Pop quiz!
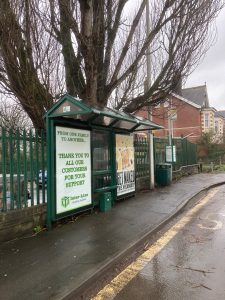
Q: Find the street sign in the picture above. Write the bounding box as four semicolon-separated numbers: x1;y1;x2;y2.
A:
168;109;177;120
166;145;176;162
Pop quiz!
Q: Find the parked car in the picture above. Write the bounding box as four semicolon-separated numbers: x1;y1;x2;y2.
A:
38;170;47;186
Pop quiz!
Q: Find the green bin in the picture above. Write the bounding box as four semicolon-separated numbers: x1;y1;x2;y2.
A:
155;163;172;186
100;192;112;212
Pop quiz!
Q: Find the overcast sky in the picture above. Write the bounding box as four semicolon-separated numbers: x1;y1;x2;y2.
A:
185;6;225;111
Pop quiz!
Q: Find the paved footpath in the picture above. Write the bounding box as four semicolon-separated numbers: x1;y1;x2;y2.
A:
0;173;225;300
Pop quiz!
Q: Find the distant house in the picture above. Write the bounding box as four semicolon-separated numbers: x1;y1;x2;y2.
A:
214;111;225;143
182;85;209;108
218;110;225;140
138;84;225;143
181;85;218;137
217;110;225;118
150;93;202;143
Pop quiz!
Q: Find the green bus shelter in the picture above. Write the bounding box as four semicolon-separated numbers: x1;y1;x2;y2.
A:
45;94;163;226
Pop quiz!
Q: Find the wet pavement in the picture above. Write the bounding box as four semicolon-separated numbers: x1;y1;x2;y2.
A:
112;185;225;300
0;173;225;300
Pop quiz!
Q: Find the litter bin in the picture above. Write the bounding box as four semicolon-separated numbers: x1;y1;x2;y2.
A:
155;163;172;186
100;192;112;212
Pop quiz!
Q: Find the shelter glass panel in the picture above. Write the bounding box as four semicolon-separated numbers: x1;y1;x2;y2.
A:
92;130;110;171
113;120;136;130
93;175;112;190
135;125;151;131
92;115;114;126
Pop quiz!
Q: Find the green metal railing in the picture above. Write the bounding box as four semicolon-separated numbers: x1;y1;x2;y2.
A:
135;135;197;179
0;127;46;212
134;135;149;178
154;137;168;165
173;138;197;169
1;126;198;212
154;137;197;169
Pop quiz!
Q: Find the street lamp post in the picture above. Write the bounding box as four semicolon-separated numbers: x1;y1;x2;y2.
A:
146;0;155;189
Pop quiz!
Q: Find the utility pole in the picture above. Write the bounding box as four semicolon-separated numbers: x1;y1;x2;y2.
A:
146;0;155;189
168;96;173;146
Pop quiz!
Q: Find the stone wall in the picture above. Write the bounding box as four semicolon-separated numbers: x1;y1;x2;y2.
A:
0;204;47;243
172;164;199;181
136;176;150;191
136;168;200;190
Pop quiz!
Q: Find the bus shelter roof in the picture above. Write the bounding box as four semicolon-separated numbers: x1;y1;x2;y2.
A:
45;94;163;132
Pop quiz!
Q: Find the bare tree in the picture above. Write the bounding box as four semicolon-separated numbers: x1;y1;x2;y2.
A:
0;0;62;129
0;96;32;132
0;0;224;129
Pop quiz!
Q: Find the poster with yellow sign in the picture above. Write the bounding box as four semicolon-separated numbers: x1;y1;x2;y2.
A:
116;134;135;196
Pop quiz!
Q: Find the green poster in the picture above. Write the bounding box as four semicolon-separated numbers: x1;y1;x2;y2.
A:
55;126;92;214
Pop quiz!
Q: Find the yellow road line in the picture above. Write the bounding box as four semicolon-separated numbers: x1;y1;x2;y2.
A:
92;188;219;300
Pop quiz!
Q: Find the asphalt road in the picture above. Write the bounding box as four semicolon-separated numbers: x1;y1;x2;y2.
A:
93;184;225;300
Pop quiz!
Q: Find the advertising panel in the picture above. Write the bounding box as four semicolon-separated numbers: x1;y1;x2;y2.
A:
116;134;135;196
55;126;92;215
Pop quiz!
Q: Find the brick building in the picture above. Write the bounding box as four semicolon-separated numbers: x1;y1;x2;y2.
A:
150;93;202;142
138;84;225;143
214;111;225;143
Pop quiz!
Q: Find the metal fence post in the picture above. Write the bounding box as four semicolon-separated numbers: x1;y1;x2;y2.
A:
9;129;14;210
29;130;34;206
16;129;21;209
1;127;7;211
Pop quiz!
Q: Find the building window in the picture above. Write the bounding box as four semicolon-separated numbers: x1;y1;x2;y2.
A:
204;113;209;128
215;120;218;132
